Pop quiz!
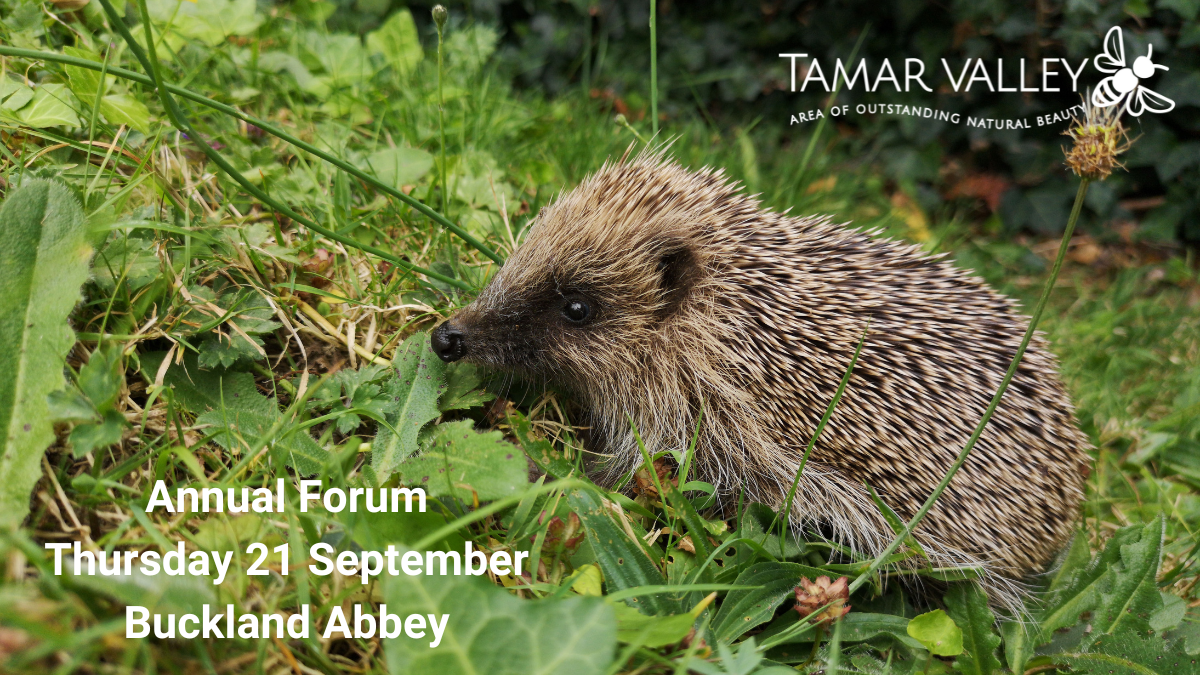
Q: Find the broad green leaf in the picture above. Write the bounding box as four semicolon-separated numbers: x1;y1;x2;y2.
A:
198;332;265;368
945;582;1001;675
0;180;92;528
367;146;435;190
17;84;81;128
907;609;963;656
396;421;529;502
0;78;34;111
62;46;108;108
512;411;575;480
611;603;695;647
1092;517;1165;636
373;333;445;477
147;0;263;47
68;409;127;458
711;561;829;643
100;94;152;135
567;489;680;616
439;362;495;412
1040;520;1159;635
68;564;217;615
1001;620;1037;675
1057;629;1195;675
150;352;325;474
384;568;616;675
367;9;423;75
345;508;465;552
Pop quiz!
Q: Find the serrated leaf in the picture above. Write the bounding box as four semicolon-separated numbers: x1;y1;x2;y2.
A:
367;146;434;190
373;333;445;477
0;180;93;528
1041;520;1161;635
945;582;1001;675
439;362;495;412
568;489;681;616
17;84;81;128
154;352;324;474
198;332;265;368
1093;517;1166;636
396;420;528;502
366;9;423;75
711;562;830;643
908;610;963;656
1057;629;1196;675
384;567;616;675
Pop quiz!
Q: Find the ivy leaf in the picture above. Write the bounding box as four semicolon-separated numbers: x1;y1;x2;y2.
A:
907;609;963;656
373;333;446;477
0;180;93;528
383;568;616;675
17;84;81;128
0;78;34;112
396;420;528;502
62;46;109;108
945;582;1001;675
366;8;423;75
99;94;152;135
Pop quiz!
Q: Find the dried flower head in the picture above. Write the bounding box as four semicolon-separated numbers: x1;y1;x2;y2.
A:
794;575;851;625
1064;95;1132;180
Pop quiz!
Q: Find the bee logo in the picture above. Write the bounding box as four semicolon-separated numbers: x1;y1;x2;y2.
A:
1091;26;1175;117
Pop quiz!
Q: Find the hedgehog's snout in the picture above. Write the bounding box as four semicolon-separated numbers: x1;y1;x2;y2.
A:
432;322;466;362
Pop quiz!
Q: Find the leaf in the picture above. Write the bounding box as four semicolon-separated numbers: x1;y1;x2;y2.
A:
367;146;435;190
439;362;495;412
1040;520;1161;635
945;582;1001;675
711;561;829;643
17;84;81;128
69;564;217;615
373;333;445;477
611;603;694;647
907;610;963;656
396;421;529;502
1056;629;1195;675
198;332;265;368
383;568;616;675
0;78;34;111
1092;517;1166;636
1001;620;1037;675
0;180;92;529
100;94;152;135
567;489;681;616
147;0;263;47
367;8;423;75
68;409;127;458
153;352;325;474
62;46;108;108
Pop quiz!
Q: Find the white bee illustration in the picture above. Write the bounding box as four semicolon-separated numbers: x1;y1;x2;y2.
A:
1091;26;1175;117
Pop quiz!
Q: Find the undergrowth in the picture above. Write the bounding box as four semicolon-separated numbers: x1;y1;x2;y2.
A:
0;1;1199;674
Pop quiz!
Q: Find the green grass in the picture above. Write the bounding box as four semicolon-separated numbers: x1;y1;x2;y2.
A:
1;2;1199;674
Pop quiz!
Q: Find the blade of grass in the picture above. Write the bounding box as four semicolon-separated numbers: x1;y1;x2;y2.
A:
777;324;869;553
847;179;1092;594
0;44;500;274
792;24;869;190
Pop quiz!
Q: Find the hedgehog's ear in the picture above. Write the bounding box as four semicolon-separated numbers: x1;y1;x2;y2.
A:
655;245;697;316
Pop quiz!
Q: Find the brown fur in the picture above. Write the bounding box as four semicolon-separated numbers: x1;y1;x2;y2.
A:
443;151;1091;604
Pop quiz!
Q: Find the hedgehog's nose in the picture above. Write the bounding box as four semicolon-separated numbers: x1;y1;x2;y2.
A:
432;322;466;362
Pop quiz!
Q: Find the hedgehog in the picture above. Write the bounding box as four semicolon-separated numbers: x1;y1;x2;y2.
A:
431;150;1091;605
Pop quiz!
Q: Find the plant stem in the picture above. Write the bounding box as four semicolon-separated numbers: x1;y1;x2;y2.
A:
0;46;504;268
847;178;1091;594
649;0;658;138
436;18;448;217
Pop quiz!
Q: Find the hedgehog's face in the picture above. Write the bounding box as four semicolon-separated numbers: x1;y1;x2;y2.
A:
430;225;700;386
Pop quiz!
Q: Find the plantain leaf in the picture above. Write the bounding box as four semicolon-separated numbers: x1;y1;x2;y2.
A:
396;420;528;502
945;582;1001;675
384;565;616;675
711;561;829;643
373;333;446;477
0;180;92;528
568;488;680;616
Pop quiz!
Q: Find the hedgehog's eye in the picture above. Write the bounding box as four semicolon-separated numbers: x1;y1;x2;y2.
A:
562;298;591;323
